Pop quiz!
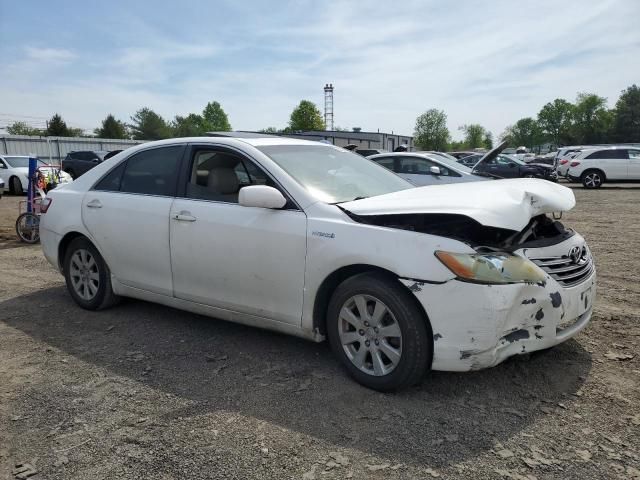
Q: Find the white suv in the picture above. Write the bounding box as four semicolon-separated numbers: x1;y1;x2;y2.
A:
567;147;640;188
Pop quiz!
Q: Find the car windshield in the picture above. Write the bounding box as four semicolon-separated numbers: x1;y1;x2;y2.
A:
256;144;412;203
3;157;49;168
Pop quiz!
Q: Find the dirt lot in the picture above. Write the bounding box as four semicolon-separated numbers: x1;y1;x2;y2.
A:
0;185;638;480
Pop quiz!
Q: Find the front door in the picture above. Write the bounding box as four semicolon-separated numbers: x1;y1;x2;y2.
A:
626;149;640;179
82;145;184;296
169;146;307;326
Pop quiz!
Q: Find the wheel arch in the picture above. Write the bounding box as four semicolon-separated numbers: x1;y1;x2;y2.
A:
58;231;90;272
312;264;433;342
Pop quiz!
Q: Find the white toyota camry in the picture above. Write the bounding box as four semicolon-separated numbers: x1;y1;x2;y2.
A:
40;135;596;390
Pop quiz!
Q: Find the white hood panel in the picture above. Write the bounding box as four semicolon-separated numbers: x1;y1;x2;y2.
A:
342;178;575;232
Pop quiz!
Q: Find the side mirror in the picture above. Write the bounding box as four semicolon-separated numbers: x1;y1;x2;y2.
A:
239;185;287;209
429;166;441;175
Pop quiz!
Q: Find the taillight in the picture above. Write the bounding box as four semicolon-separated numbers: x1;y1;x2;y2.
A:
559;159;569;165
40;197;52;213
570;161;581;167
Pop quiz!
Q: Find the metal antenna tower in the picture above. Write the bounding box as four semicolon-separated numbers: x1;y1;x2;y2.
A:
324;83;334;131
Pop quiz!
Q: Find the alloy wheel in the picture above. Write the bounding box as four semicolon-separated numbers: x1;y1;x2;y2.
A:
338;294;402;376
69;249;100;300
584;172;601;188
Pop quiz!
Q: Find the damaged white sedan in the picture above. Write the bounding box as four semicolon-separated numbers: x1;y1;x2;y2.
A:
39;135;595;391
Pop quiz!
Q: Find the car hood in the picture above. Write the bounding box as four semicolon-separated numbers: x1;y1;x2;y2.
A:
340;178;575;232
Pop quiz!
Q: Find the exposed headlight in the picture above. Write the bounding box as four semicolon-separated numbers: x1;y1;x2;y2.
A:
435;251;546;285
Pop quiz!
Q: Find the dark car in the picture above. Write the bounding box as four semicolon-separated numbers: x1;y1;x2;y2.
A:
464;153;557;181
448;151;478;160
62;150;110;178
355;148;387;157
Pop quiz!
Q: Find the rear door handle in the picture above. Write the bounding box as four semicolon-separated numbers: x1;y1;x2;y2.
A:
173;212;196;222
86;199;102;209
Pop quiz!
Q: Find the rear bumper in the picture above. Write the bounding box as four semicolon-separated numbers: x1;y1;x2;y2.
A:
567;173;581;182
40;227;62;272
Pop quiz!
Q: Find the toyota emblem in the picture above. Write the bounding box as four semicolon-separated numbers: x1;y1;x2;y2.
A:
568;246;582;264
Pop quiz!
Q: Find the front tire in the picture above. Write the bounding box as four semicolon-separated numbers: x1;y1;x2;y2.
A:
63;237;119;310
581;170;604;188
327;273;431;391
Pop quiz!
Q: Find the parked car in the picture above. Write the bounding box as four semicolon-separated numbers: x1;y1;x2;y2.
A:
0;177;4;198
448;151;477;160
0;155;73;194
567;146;640;188
62;150;111;178
554;146;590;175
355;148;387;157
463;153;558;181
368;152;488;186
40;136;595;391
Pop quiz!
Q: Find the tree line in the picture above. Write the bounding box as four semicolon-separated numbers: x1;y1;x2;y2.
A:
414;84;640;151
5;99;326;140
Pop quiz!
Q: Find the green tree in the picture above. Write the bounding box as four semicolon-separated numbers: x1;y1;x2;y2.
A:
6;121;44;136
94;114;128;139
612;84;640;143
572;93;611;144
413;109;450;151
258;127;280;134
128;108;171;140
46;113;70;136
202;101;232;132
505;117;542;148
288;100;325;131
171;113;207;137
537;99;575;146
458;124;487;149
483;131;493;149
67;127;85;137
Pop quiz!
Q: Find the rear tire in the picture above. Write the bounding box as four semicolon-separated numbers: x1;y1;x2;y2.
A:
63;237;120;310
326;272;431;391
9;177;23;195
581;170;604;188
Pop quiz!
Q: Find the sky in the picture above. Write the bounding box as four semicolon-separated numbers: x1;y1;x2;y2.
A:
1;0;639;139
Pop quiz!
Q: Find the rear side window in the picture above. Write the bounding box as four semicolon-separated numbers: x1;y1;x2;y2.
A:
120;146;183;196
94;162;126;191
629;150;640;159
373;157;396;171
94;146;183;195
586;150;628;159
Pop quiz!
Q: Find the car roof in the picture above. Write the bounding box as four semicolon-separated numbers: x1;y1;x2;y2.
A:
121;135;324;150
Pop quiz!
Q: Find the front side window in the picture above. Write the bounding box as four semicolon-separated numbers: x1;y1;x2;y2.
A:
628;150;640;159
186;149;274;203
256;144;411;203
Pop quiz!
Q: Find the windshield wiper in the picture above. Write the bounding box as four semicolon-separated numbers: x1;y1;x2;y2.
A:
333;196;368;205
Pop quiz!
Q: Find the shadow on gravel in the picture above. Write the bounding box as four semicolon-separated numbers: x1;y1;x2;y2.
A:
2;287;592;468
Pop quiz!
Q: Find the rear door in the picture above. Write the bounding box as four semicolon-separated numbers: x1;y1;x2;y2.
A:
627;149;640;179
81;145;185;296
586;150;628;179
169;144;307;325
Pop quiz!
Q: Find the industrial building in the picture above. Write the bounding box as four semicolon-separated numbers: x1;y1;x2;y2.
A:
281;129;414;152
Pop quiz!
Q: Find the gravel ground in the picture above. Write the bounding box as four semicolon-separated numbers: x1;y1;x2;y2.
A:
0;185;639;480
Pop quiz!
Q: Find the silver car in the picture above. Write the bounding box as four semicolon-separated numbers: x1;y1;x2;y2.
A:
368;152;488;186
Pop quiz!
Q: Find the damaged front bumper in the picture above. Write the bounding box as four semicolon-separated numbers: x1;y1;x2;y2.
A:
400;236;596;372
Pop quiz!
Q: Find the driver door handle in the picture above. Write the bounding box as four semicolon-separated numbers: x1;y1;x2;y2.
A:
173;212;196;222
86;199;102;209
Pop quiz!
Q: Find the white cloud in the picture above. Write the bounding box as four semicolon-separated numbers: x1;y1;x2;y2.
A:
24;46;76;63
